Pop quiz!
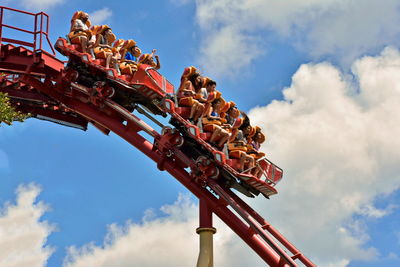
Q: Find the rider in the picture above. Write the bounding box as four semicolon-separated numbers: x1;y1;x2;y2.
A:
68;11;94;53
203;95;230;148
138;49;160;70
247;126;266;177
115;39;142;75
92;25;117;69
228;113;255;172
177;67;205;123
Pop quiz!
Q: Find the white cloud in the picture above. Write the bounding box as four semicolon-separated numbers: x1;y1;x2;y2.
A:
0;183;55;267
17;0;65;11
65;195;196;266
63;193;266;267
191;0;400;76
89;8;113;26
198;25;264;79
63;194;199;267
358;204;397;218
247;46;400;265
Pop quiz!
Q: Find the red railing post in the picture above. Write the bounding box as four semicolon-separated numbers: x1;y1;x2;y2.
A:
39;12;44;51
46;14;55;55
0;7;3;39
0;6;57;57
33;12;37;58
0;7;3;54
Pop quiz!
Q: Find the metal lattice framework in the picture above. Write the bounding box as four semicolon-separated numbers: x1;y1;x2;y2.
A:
0;6;315;266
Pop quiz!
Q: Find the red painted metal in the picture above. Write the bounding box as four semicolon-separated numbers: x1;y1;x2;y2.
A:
16;71;315;267
55;37;174;96
227;191;315;266
13;73;312;266
199;198;213;228
65;99;288;267
163;98;281;198
0;9;3;38
0;7;317;267
0;6;55;56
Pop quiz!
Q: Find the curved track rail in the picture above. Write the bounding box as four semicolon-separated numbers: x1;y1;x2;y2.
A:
0;6;315;266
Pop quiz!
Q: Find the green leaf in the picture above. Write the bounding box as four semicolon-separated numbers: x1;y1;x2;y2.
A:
0;92;30;126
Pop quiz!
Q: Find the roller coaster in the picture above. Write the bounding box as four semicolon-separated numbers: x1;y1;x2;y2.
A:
0;6;316;267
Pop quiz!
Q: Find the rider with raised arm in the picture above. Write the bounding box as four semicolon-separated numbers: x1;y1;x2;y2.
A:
138;49;161;70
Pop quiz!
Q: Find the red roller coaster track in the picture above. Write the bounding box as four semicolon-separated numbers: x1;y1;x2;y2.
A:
0;6;315;267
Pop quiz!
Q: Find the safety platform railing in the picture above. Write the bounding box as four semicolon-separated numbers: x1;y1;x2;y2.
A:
0;6;55;56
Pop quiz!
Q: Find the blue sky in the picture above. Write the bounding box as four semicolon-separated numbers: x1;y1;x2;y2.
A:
1;1;400;266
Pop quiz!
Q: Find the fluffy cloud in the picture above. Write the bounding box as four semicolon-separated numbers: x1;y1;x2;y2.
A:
190;0;400;76
0;183;55;267
89;8;113;26
63;194;267;267
64;194;214;267
247;46;400;265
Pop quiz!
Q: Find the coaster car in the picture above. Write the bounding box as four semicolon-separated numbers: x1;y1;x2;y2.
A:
55;37;174;115
162;97;283;198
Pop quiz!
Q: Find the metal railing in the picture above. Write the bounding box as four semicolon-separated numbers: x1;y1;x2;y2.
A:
0;6;55;56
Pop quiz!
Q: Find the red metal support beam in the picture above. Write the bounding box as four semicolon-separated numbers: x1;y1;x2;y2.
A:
227;190;315;266
18;74;299;266
199;198;214;229
197;199;216;267
62;98;292;267
21;74;287;265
